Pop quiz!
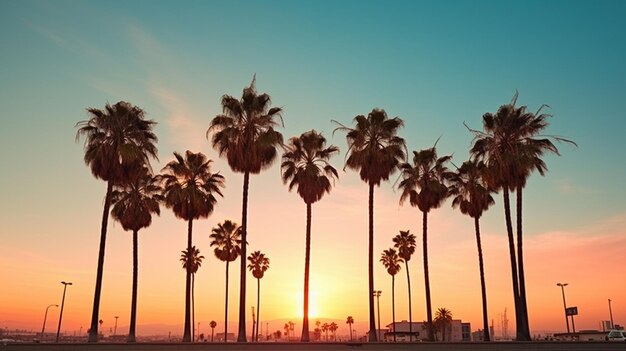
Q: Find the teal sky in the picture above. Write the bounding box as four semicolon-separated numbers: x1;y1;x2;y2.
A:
1;0;625;333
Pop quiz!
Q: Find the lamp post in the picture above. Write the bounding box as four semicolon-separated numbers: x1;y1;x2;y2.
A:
56;281;72;342
556;283;570;334
608;299;614;329
113;316;118;336
373;290;382;341
41;304;58;340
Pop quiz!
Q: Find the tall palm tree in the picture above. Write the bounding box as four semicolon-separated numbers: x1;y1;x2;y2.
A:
392;230;416;342
280;130;339;341
76;101;158;343
160;151;225;342
247;251;270;342
207;76;283;342
449;160;495;341
434;308;452;341
180;246;204;343
209;320;217;342
380;248;401;342
467;93;575;340
398;144;452;341
333;109;406;341
210;220;242;343
110;165;162;343
346;316;354;341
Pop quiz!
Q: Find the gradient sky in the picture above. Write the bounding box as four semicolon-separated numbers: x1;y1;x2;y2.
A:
1;0;625;338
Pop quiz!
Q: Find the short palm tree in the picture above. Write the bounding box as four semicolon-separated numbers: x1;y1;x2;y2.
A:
281;130;339;341
346;316;354;341
398;144;452;341
110;165;162;342
329;322;338;341
247;251;270;342
160;151;225;342
449;160;495;341
180;246;204;343
434;308;453;341
209;320;217;342
76;101;158;342
392;230;416;342
321;323;329;341
207;76;283;342
210;220;242;343
380;248;401;342
467;93;575;340
333;109;406;341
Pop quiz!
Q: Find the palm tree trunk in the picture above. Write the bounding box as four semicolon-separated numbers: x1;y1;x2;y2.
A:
368;182;377;342
128;229;138;343
256;278;261;342
474;217;490;342
405;260;412;342
502;188;522;340
516;185;531;340
423;210;434;341
225;260;230;342
392;275;396;342
211;327;214;342
88;180;113;343
349;323;353;341
238;171;250;342
192;273;195;342
301;202;312;342
182;219;193;342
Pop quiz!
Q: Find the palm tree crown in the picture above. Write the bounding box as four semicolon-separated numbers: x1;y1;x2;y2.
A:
449;160;495;219
111;165;162;232
247;251;270;279
76;101;158;183
180;246;204;274
160;151;225;221
392;230;416;262
210;220;243;262
380;249;402;276
281;130;339;204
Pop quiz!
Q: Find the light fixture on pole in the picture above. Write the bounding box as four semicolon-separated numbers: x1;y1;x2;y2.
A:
56;281;73;342
556;283;570;334
113;316;119;336
373;290;382;341
608;299;614;329
41;304;59;340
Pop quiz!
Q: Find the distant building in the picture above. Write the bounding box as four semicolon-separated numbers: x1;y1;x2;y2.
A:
385;320;471;342
215;332;236;342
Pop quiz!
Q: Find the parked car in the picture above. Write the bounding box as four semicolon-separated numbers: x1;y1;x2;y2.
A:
607;330;626;341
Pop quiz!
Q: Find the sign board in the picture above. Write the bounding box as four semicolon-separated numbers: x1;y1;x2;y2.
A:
566;307;578;316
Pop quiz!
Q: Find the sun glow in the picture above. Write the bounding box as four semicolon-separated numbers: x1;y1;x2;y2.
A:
295;291;319;318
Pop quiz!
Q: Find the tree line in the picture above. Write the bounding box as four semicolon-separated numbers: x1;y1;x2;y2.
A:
76;77;573;343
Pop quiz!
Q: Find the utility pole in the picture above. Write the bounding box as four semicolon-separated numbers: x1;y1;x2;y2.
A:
608;299;614;329
113;316;118;336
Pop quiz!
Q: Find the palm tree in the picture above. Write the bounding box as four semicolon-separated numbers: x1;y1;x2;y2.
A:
180;246;204;343
321;323;329;341
284;323;290;340
280;130;339;341
467;93;575;340
449;160;495;341
110;165;162;342
434;308;452;341
210;220;242;343
380;248;402;342
209;320;217;342
247;251;270;342
76;101;158;342
333;109;406;341
160;151;225;342
207;76;283;342
346;316;354;341
329;322;338;341
398;144;452;341
392;230;416;342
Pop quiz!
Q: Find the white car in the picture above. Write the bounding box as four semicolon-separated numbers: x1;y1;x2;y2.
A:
607;330;626;341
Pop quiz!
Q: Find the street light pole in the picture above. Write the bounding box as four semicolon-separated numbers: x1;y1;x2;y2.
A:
373;290;382;341
113;316;119;336
41;304;58;340
608;299;614;329
556;283;570;334
56;281;72;342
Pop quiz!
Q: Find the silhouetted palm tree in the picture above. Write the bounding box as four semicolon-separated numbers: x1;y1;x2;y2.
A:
346;316;354;341
210;220;242;343
333;109;406;341
434;308;452;341
467;93;575;340
180;246;204;342
398;144;452;341
281;130;339;341
392;230;416;342
110;165;162;342
322;323;329;341
76;101;158;342
207;76;283;342
380;248;401;342
329;322;338;341
449;160;495;341
160;151;225;342
247;251;269;342
209;320;216;342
